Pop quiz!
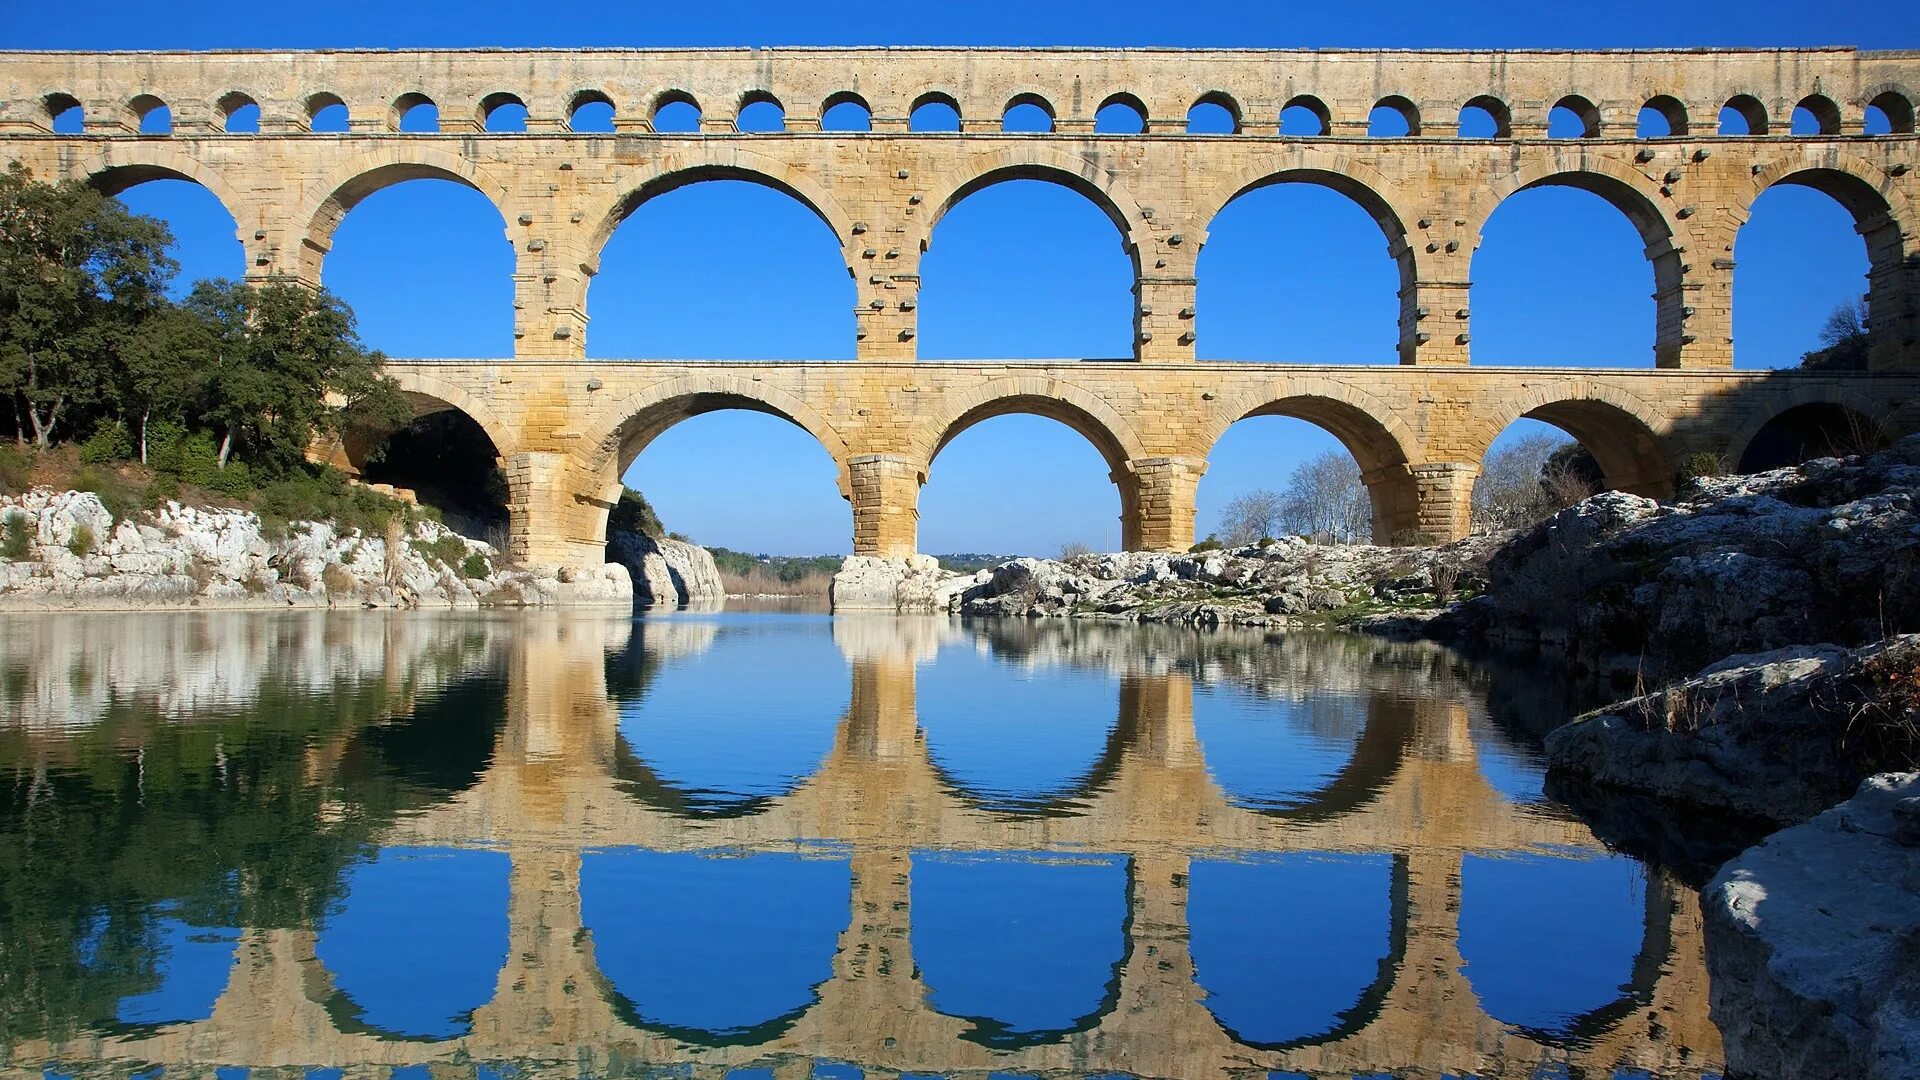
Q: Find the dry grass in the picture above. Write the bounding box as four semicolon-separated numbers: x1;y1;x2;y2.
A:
720;567;831;597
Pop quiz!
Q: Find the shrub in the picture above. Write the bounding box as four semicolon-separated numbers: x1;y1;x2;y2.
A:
1189;536;1224;553
78;424;132;465
1388;528;1438;548
459;552;491;580
409;534;468;569
0;445;30;495
67;524;95;558
70;465;144;522
1679;451;1730;484
205;459;253;497
1;514;32;561
321;563;358;595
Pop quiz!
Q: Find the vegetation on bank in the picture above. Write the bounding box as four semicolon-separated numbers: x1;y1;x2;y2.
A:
0;164;437;536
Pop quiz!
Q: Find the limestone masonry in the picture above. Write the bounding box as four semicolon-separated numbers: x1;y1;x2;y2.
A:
4;47;1919;563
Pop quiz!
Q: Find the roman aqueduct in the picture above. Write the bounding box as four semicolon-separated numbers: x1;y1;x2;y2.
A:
3;46;1918;562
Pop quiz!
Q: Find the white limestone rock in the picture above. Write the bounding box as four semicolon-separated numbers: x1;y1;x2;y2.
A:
830;554;969;612
0;488;634;611
1705;771;1920;1080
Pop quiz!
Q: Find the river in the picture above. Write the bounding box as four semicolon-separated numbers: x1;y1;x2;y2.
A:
0;610;1724;1078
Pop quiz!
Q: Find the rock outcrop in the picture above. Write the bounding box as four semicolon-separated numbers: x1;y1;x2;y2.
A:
609;532;724;609
1704;771;1920;1080
0;489;631;610
1482;438;1920;680
1545;637;1920;826
831;538;1492;623
829;554;972;612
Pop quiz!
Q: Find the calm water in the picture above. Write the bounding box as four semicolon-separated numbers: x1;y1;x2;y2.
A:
0;611;1725;1079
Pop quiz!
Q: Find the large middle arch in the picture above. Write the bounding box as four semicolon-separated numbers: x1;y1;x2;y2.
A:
294;149;516;283
1472;157;1693;367
916;375;1148;474
922;149;1148;258
582;148;858;270
73;145;251;250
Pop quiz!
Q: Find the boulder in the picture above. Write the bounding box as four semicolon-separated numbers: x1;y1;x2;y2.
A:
605;532;724;609
830;554;968;612
1704;771;1920;1080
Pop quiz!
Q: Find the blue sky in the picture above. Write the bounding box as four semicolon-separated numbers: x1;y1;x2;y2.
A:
7;1;1907;555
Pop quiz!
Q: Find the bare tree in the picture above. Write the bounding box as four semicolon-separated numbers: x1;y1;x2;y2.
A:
1472;432;1598;531
1802;298;1870;371
1277;451;1371;544
1216;489;1285;546
1057;540;1094;560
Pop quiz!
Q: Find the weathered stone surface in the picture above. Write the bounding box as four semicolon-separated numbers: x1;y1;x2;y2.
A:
1484;438;1920;679
0;489;633;611
1704;772;1920;1080
608;532;723;609
830;554;968;612
1544;640;1899;825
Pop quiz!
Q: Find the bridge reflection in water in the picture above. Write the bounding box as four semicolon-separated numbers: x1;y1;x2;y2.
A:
0;612;1723;1079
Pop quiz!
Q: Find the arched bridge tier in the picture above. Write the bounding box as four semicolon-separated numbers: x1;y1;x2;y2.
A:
365;359;1920;563
9;48;1920;562
4;47;1920;370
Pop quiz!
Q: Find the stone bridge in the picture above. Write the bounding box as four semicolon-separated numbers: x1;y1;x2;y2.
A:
2;614;1723;1079
4;47;1920;560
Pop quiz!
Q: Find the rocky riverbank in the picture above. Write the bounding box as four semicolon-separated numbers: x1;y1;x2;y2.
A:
1512;439;1920;1079
1703;772;1920;1080
0;488;632;610
832;535;1495;628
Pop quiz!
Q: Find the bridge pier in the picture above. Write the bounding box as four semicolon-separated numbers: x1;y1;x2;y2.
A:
849;453;925;558
1120;455;1206;551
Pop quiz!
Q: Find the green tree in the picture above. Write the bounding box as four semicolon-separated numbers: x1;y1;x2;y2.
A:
186;280;408;474
0;163;176;447
116;302;212;463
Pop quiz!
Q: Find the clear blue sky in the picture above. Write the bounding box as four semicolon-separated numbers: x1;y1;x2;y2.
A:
6;1;1905;555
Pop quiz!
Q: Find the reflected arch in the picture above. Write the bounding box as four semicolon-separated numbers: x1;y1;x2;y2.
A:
1194;691;1417;823
607;621;851;818
313;846;511;1041
912;851;1130;1047
1190;853;1406;1049
915;651;1140;816
583;848;851;1045
1460;853;1676;1043
1201;388;1421;542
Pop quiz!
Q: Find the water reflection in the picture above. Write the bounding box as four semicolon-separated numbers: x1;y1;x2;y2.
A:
0;611;1723;1078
